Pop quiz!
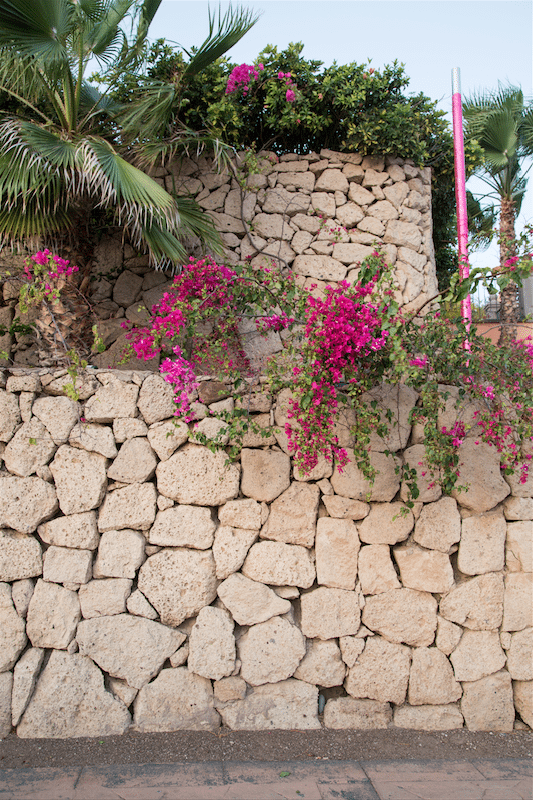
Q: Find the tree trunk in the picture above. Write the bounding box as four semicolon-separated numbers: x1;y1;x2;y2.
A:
498;196;519;346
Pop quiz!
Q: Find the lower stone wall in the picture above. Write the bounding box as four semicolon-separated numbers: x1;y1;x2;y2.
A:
0;368;531;738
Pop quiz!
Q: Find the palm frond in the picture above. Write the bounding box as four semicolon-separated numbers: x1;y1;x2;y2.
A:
182;4;259;78
0;0;74;64
117;80;178;143
174;193;224;257
86;0;133;57
134;127;234;171
476;109;518;170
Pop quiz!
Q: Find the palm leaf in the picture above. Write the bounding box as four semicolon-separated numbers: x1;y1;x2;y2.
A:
0;0;74;64
182;4;259;78
86;0;133;57
476;109;518;170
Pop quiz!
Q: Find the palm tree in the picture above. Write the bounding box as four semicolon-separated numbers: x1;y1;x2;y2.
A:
463;84;533;344
0;0;258;269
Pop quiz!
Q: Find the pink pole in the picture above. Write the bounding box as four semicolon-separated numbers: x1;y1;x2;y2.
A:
452;68;472;334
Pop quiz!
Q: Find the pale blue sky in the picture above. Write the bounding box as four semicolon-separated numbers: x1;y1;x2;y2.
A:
146;1;533;274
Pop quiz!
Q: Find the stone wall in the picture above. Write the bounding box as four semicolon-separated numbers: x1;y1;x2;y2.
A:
0;368;532;739
0;149;437;370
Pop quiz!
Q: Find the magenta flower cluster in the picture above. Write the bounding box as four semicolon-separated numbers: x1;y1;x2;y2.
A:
277;71;297;102
225;62;263;97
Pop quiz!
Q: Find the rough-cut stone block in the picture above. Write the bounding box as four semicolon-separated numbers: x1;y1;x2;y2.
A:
148;505;216;549
147;420;188;461
358;544;400;595
26;579;80;650
393;545;454;594
32;396;79;444
50;445;107;515
79;578;132;618
384;219;422;250
322;496;369;520
157;444;240;506
0;477;58;534
217;573;290;626
113;417;148;442
504;497;533;520
324;697;392;729
97;483;157;531
451;440;510;512
17;651;131;738
502;573;533;631
240;449;291;503
43;545;92;585
138;548;217;626
506;521;532;572
0;530;42;581
294;639;345;687
363;588;438;647
218;499;262;530
260;482;319;547
400;445;442;503
300;587;360;640
513;681;533;728
0;583;27;672
345;636;411;705
458;512;506;575
409;647;462;705
3;418;56;477
107;677;138;708
0;389;21;442
436;616;463;656
0;671;12;739
450;630;506;681
38;511;99;550
94;529;145;579
507;628;533;681
126;588;158;620
413;497;461;552
11;579;34;617
11;647;45;726
77;614;184;689
461;670;514;731
133;667;220;732
213;676;247;704
331;450;400;502
358;503;414;545
315;517;360;590
107;437;157;484
213;526;258;579
137;374;176;424
292;254;347;282
238;616;305;686
242;541;315;588
362;384;417;453
394;704;464;730
188;606;235;681
69;422;117;459
439;573;504;631
84;378;139;422
219;679;320;730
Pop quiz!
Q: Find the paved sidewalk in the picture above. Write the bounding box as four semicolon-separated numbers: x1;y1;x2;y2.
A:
0;758;531;800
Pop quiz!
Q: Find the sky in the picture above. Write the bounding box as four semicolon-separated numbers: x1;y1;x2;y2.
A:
146;0;533;280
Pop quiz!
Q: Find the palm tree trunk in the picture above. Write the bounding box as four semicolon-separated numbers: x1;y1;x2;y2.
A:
498;196;519;346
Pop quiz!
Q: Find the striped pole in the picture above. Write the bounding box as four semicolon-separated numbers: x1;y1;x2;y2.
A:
452;67;472;333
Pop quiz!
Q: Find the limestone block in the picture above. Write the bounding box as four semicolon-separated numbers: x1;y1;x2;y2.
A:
148;505;216;549
507;628;533;681
339;636;365;667
315;517;360;590
451;440;510;512
169;643;189;668
0;530;42;581
32;396;79;444
276;171;315;191
291;229;313;254
461;670;514;731
346;636;411;705
439;573;504;631
324;697;392;729
502;573;533;631
436;617;463;656
238;617;306;686
0;671;12;739
79;578;132;618
330;450;400;502
157;443;240;506
348;184;374;205
44;373;98;400
219;679;320;730
358;502;413;545
147;420;188;461
400;445;442;503
43;546;92;585
262;186;309;215
300;587;360;640
458;512;506;575
38;511;99;550
413;497;461;552
133;667;219;732
504;497;533;520
11;647;45;726
315;168;349;193
213;526;258;579
393;545;454;594
0;583;27;671
336;202;364;228
126;588;158;620
0;389;21;442
505;463;533;498
138;548;217;626
394;704;464;730
358;544;401;595
3;418;56;477
450;630;506;681
107;677;137;708
188;606;235;681
107;437;157;484
252;212;293;240
260;482;319;548
213;676;247;704
506;521;532;572
26;579;80;649
69;422;117;459
112;269;143;307
293;639;345;687
332;243;374;266
137;374;176;424
11;579;34;617
513;681;533;728
94;529;145;579
17;650;131;738
322;496;369;520
409;647;462;705
84;378;139;422
50;445;107;515
366;199;398;222
113;417;148;442
242;541;315;588
97;483;156;531
217;573;290;626
292;253;347;283
0;477;58;533
218;499;262;530
77;614;183;689
362;588;438;647
240;449;291;504
384;219;422;250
